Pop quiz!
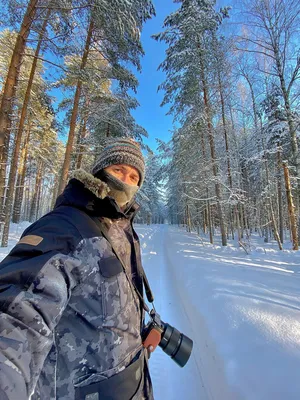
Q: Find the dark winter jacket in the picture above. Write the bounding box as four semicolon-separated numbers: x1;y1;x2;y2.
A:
0;169;153;400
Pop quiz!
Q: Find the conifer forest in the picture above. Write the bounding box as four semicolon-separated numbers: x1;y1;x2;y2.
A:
0;0;299;251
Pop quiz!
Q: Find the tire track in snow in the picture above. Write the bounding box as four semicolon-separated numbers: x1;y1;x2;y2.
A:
137;224;207;400
164;226;241;400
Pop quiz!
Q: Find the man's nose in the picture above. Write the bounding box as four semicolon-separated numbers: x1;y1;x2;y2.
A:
120;174;131;184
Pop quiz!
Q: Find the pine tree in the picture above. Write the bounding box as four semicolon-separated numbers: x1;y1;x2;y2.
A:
57;0;155;194
153;0;229;245
0;0;39;164
137;150;166;224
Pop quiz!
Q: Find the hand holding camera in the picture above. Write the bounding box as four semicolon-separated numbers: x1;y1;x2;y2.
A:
142;309;193;367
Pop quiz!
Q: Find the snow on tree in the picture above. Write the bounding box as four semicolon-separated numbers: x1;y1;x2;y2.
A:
153;0;230;245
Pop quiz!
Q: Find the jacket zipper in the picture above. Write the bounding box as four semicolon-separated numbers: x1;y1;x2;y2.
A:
100;279;107;319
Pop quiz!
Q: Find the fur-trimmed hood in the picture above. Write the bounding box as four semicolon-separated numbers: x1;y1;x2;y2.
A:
54;169;139;220
70;169;110;199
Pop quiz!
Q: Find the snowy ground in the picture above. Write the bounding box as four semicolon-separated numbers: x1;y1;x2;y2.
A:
0;221;31;261
1;223;300;399
137;225;300;400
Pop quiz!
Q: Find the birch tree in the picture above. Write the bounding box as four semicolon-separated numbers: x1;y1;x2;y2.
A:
238;0;300;205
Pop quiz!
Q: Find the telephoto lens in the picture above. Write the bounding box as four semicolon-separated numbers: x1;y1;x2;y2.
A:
159;321;193;367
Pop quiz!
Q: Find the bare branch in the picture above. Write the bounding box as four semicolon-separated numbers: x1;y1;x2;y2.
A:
237;36;275;53
235;46;276;61
23;53;67;71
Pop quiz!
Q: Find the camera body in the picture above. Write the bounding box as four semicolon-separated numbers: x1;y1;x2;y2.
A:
142;309;193;368
142;310;164;352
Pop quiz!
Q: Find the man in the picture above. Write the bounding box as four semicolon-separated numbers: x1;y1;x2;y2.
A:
0;138;153;400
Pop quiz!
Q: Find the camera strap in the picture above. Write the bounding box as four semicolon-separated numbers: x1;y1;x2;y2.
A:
92;216;153;315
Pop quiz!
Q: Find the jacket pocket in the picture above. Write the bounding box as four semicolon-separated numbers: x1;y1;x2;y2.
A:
73;345;143;389
98;256;127;320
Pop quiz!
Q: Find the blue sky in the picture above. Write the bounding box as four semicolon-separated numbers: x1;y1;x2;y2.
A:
0;0;235;152
130;0;235;152
131;1;179;152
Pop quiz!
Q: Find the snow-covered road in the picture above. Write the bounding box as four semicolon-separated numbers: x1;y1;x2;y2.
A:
138;225;300;400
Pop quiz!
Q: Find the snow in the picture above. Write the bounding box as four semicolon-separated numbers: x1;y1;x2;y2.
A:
137;224;300;400
1;222;300;399
0;221;31;261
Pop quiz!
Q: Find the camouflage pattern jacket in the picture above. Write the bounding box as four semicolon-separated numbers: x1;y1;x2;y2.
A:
0;170;153;400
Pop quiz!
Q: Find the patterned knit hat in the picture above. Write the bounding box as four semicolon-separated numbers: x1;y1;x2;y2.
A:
91;137;145;186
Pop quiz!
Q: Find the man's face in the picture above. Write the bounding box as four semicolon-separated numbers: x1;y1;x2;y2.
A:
104;164;140;186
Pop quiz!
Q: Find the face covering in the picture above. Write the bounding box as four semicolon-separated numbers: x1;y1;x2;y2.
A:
101;170;139;208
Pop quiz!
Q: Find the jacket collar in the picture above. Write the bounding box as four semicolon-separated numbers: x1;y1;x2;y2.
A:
71;169;110;198
54;169;140;220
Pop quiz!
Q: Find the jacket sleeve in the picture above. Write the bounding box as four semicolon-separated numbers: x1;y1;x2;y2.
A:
0;213;82;399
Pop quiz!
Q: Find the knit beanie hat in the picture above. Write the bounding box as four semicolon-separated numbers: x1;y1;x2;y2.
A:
91;138;145;186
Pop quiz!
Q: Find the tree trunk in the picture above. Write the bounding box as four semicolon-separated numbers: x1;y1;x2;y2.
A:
35;176;43;220
243;74;259;131
283;162;298;250
15;7;50;153
0;9;49;246
24;185;30;221
218;69;233;189
258;116;282;249
267;197;282;250
13;174;22;221
218;72;234;241
207;199;213;244
203;207;207;234
262;149;282;250
0;129;10;215
228;103;242;244
24;156;32;221
29;160;43;222
276;146;284;244
51;172;60;210
0;0;38;159
200;56;227;246
243;73;263;241
76;107;88;169
57;19;94;194
200;121;213;243
239;203;245;238
186;204;192;232
12;123;31;223
272;44;300;185
1;131;24;246
235;205;241;243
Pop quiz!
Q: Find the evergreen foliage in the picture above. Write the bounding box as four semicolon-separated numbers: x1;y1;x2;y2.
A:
153;0;300;249
0;0;299;251
0;0;155;245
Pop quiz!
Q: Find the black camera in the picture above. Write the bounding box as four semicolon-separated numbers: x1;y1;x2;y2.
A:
142;309;193;367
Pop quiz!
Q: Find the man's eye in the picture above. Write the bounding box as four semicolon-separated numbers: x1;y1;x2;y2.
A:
114;168;121;172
